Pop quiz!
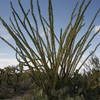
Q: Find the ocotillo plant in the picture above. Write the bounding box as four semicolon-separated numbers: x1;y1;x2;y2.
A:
0;0;100;99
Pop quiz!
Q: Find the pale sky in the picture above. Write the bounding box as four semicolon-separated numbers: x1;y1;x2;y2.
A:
0;0;100;68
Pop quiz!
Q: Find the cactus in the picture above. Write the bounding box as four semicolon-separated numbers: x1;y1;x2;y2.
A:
0;0;100;99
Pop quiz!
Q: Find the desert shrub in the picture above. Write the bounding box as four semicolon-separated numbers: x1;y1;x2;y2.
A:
0;0;100;99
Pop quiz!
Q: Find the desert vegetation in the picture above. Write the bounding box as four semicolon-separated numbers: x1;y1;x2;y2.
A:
0;56;100;100
0;0;100;99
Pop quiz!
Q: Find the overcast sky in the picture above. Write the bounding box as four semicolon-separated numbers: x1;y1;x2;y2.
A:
0;0;100;68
